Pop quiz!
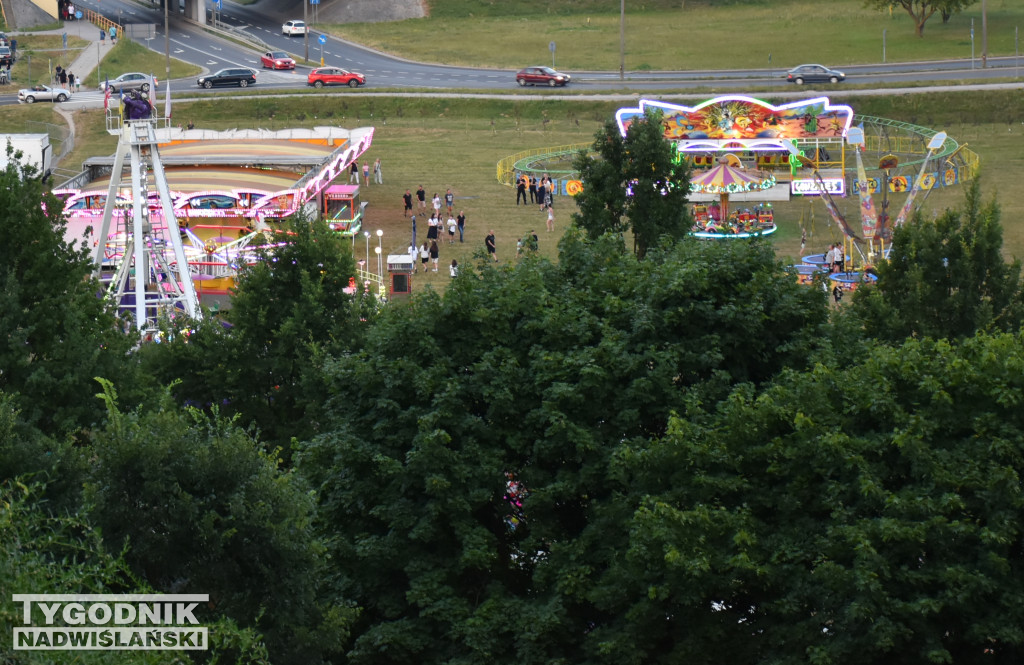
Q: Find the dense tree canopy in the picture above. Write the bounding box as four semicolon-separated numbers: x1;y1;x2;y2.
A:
299;232;826;664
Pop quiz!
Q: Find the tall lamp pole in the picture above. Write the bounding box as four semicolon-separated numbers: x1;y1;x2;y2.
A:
303;0;309;63
981;0;988;68
619;0;625;80
376;229;384;280
164;0;170;80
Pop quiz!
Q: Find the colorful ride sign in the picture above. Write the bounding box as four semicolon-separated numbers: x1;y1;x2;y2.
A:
615;96;854;150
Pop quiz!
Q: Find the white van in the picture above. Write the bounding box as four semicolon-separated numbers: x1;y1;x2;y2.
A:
282;20;308;36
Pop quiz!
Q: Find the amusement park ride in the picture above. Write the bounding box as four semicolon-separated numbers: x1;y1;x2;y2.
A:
64;91;376;336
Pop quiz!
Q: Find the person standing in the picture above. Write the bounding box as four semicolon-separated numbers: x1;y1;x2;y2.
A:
444;188;454;215
419;242;430;273
66;71;75;94
429;240;440;272
799;228;807;256
59;68;68;88
54;65;63;85
528;175;537;204
426;213;439;243
403;189;413;217
373;158;383;184
432;192;441;216
485;230;497;262
546;205;554;233
350;161;359;184
109;25;117;43
410;214;417;250
416;185;426;210
362;161;370;184
450;259;459;278
456;210;466;243
446;214;457;244
516;175;527;205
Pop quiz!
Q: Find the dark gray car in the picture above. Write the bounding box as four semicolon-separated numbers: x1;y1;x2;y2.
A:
197;68;257;89
785;64;845;85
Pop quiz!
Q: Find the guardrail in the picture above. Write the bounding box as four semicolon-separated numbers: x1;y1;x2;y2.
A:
496;143;589;186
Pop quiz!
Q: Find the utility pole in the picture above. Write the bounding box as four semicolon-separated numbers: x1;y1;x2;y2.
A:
164;0;170;79
619;0;625;80
981;0;988;68
303;0;309;63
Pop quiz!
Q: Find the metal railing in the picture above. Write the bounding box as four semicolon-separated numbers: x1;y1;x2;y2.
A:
496;143;589;186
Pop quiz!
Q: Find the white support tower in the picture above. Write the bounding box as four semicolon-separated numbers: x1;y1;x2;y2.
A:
93;111;201;335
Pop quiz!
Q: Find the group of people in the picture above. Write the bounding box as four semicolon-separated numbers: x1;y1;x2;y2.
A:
413;240;460;277
516;172;556;208
349;158;383;185
53;65;80;93
826;243;846;273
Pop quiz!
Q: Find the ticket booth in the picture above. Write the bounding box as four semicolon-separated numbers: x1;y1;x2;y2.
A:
387;253;414;299
322;184;366;237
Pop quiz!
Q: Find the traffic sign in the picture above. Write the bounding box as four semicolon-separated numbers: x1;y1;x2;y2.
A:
318;34;326;44
310;0;320;4
75;10;83;19
549;41;556;52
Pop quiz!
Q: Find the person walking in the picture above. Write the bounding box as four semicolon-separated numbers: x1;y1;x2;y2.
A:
109;25;117;44
410;214;417;250
446;214;457;244
429;240;440;272
349;161;359;184
419;243;430;273
449;259;459;278
416;185;426;210
546;205;555;232
426;213;439;243
485;230;497;262
403;189;413;217
432;192;441;216
456;210;466;243
373;158;383;184
66;72;75;94
444;188;454;215
799;228;807;256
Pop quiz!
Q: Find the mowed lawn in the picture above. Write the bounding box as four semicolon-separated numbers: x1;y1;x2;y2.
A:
5;90;1023;294
325;0;1024;72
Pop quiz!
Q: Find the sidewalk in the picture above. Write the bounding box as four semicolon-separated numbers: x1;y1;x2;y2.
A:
11;18;115;90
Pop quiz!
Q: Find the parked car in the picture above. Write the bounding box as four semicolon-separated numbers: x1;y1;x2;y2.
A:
101;72;158;93
196;68;257;89
282;20;308;36
785;64;845;85
260;51;296;70
19;85;70;103
0;46;14;68
307;67;365;88
515;66;571;87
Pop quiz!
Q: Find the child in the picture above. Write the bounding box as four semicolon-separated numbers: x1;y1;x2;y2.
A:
450;259;459;278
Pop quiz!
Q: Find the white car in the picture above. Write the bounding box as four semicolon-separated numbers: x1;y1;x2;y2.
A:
282;20;308;36
19;85;70;103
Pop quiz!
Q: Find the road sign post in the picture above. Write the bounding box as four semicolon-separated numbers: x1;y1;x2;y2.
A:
549;41;556;69
319;33;326;67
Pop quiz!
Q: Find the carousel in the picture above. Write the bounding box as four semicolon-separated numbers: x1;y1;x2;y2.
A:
689;158;777;238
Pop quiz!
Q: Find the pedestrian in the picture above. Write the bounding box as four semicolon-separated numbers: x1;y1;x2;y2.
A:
485;230;497;262
109;25;117;43
100;28;106;42
59;69;68;88
444;188;454;215
447;214;457;244
66;72;75;93
429;240;440;272
403;189;413;216
800;228;807;256
419;243;430;273
416;185;426;210
543;185;553;210
187;119;194;130
54;65;63;85
349;161;359;184
362;161;370;184
449;259;459;278
426;213;439;243
75;74;82;93
410;214;417;250
456;210;466;243
432;192;441;216
526;230;539;253
832;283;844;306
528;175;537;204
516;175;527;205
546;205;554;232
373;158;382;184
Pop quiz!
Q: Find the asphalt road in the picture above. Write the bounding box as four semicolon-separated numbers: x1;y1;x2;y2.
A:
4;0;1024;107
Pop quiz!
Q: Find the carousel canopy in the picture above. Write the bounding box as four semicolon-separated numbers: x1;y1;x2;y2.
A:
690;163;776;195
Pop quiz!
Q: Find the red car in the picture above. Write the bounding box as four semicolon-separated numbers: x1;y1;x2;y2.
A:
307;67;365;88
516;66;571;87
260;51;296;70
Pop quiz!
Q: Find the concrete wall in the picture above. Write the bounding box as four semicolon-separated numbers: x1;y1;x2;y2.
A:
27;0;58;20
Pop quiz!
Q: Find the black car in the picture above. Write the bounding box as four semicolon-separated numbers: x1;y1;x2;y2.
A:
197;68;257;89
785;64;845;85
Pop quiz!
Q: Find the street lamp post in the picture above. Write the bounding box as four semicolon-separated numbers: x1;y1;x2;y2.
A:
164;0;170;80
363;231;370;272
374;246;382;287
376;229;384;280
303;0;309;63
619;0;625;80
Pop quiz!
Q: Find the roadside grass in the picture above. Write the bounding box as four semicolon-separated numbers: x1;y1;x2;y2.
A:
0;34;90;90
3;90;1021;295
94;39;202;89
324;0;1024;72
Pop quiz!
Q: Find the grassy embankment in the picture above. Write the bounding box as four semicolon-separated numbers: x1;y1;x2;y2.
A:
324;0;1024;72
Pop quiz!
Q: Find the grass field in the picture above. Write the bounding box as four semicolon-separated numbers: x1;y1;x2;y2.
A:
3;87;1019;295
325;0;1024;72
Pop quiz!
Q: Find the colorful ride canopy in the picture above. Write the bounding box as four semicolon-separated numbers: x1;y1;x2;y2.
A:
615;96;855;152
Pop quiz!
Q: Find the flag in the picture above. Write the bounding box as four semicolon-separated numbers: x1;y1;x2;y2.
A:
164;78;172;121
148;74;157;112
103;76;110;110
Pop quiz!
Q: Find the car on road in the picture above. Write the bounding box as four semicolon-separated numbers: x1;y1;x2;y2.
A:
260;51;296;70
19;85;70;103
282;20;308;36
515;66;571;87
307;67;365;88
197;68;257;89
785;64;845;85
101;72;158;93
0;46;14;68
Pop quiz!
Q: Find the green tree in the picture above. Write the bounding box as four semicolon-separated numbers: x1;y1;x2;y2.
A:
84;380;352;664
622;332;1024;664
867;0;977;37
572;109;691;259
0;153;134;437
137;214;369;450
299;232;826;664
851;180;1024;341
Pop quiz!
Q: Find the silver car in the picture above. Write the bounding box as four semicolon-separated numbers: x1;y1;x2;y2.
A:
19;85;70;103
101;72;157;93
